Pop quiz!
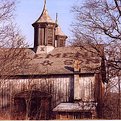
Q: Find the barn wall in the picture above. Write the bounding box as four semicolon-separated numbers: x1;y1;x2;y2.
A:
74;74;95;101
0;75;73;109
0;74;98;114
79;75;95;101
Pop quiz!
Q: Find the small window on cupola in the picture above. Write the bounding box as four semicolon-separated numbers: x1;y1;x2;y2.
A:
60;39;65;47
40;28;45;45
47;28;53;45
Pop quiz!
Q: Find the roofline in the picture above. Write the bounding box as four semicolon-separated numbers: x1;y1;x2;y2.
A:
0;73;98;79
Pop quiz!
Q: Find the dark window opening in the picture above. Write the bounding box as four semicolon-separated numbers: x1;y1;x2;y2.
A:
28;98;41;119
47;28;53;45
14;98;26;113
60;39;65;47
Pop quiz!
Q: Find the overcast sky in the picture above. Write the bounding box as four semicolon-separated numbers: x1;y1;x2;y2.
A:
15;0;81;47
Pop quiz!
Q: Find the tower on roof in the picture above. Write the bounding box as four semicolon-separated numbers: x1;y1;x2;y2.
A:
55;26;68;47
32;0;67;53
55;13;67;47
32;0;57;49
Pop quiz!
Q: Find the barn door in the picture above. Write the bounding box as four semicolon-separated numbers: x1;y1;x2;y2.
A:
28;97;51;120
12;91;52;120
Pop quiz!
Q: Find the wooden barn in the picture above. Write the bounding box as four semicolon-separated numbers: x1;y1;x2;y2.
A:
0;0;105;120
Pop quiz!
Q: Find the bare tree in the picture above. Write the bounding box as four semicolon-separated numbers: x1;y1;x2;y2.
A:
0;0;30;119
0;0;29;80
71;0;121;119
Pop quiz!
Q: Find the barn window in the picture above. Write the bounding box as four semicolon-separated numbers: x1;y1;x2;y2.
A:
59;39;64;47
14;97;26;113
47;28;53;45
28;98;41;119
40;28;45;45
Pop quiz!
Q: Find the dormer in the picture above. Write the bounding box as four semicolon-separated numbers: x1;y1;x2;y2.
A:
32;0;57;49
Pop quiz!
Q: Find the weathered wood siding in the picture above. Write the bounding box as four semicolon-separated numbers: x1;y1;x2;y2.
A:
0;74;97;112
0;76;73;109
74;75;95;101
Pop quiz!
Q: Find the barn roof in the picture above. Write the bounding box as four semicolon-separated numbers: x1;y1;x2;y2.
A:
53;102;97;112
55;26;67;37
0;45;103;76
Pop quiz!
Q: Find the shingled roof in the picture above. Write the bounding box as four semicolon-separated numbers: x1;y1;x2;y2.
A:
53;102;97;112
55;26;67;37
0;45;103;76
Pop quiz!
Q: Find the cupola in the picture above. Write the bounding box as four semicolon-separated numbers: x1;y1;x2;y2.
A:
55;14;67;47
55;26;68;47
32;0;57;50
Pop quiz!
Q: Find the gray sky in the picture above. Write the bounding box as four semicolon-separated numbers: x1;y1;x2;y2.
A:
15;0;80;47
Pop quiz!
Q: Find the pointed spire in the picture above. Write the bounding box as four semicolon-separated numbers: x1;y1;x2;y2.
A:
44;0;46;9
56;13;58;24
33;0;55;24
55;14;67;37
